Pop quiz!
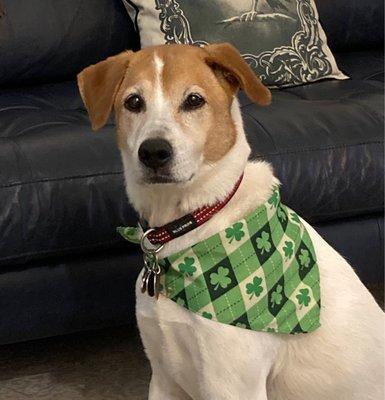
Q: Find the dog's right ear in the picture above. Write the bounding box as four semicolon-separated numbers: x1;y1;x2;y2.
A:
77;51;133;131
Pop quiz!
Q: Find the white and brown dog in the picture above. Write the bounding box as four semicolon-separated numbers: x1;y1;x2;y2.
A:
78;43;384;400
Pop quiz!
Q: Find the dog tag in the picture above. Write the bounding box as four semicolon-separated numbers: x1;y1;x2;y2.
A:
141;268;149;294
146;270;155;297
147;271;155;297
153;272;160;300
144;270;161;299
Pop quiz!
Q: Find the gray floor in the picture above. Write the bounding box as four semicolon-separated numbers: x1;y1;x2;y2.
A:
0;284;383;400
0;325;151;400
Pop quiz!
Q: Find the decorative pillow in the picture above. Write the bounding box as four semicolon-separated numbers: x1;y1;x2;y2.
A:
123;0;348;87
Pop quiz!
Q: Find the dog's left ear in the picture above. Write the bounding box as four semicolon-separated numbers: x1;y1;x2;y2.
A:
204;43;271;106
77;51;133;131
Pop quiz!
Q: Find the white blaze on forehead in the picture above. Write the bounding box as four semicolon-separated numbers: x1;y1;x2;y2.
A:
154;53;164;79
153;53;165;110
150;53;175;134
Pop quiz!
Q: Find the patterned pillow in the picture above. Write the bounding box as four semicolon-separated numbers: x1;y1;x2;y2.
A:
123;0;347;87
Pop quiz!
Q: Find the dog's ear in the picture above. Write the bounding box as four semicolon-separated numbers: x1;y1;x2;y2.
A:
77;51;133;131
204;43;271;106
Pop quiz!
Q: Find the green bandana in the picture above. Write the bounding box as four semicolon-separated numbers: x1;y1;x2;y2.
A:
118;188;321;334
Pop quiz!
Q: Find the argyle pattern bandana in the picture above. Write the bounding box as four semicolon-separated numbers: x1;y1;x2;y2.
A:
118;188;321;334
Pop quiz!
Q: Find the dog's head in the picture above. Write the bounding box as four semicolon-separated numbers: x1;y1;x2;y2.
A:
77;43;271;185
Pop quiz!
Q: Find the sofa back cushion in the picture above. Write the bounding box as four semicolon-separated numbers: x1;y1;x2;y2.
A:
0;0;139;85
315;0;384;52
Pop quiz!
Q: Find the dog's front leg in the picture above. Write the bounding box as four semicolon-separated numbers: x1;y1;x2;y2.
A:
198;366;270;400
192;320;281;400
149;366;268;400
148;368;192;400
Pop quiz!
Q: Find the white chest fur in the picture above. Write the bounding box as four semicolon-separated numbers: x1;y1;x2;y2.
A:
134;163;384;400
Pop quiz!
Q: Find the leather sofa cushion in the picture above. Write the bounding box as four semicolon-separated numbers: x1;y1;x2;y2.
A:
315;0;384;52
0;0;138;85
0;51;383;266
244;50;384;222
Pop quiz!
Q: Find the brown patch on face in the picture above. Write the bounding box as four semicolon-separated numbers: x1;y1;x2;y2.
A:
78;43;270;162
203;104;237;163
114;49;159;148
149;45;239;162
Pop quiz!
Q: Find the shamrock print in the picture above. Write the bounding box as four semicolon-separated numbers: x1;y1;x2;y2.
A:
290;212;301;223
178;257;197;277
296;288;311;308
202;311;213;319
210;266;232;290
256;231;271;254
268;191;279;208
299;249;311;268
283;241;294;259
225;222;245;244
277;206;287;222
266;327;276;333
246;276;264;299
271;284;283;306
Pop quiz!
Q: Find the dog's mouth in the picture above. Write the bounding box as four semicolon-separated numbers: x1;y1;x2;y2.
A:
147;175;178;184
143;172;195;185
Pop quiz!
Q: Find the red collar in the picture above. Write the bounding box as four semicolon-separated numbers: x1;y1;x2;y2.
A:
140;174;244;246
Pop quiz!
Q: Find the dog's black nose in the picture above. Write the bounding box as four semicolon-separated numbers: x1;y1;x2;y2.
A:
138;138;173;170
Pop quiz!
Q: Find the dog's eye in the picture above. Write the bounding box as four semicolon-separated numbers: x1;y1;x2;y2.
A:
124;94;145;113
182;93;205;111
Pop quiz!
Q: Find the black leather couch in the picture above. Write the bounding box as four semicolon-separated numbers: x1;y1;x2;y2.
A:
0;0;383;345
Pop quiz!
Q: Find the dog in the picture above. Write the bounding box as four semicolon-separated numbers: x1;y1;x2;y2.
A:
77;43;384;400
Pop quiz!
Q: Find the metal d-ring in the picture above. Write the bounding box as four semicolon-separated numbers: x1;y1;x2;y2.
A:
140;228;164;255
